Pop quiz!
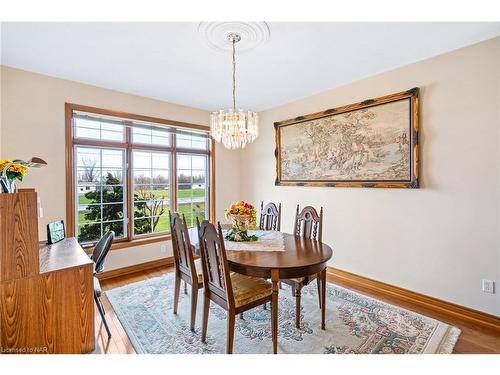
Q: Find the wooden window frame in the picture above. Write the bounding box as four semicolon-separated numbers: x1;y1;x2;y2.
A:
65;103;216;250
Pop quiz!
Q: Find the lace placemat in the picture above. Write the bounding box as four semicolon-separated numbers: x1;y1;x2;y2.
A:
223;230;285;252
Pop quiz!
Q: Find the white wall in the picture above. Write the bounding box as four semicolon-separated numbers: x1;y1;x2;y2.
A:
240;37;500;315
0;66;241;270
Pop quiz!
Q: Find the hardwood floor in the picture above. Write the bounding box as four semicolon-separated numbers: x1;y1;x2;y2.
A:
95;265;500;354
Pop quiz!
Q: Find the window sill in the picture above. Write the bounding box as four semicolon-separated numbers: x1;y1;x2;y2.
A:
110;234;172;251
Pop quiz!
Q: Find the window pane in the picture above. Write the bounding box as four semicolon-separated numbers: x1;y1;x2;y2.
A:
101;123;124;142
134;217;152;235
77;170;100;185
177;170;192;184
134;169;152;184
78;223;102;243
133;150;170;235
176;154;208;228
102;203;125;220
133;201;150;218
133;184;152;195
75;146;126;243
101;185;124;203
134;185;170;199
191;155;206;169
178;201;206;228
101;169;123;184
74;116;124;142
133;199;169;217
152;129;170;146
152;169;169;184
78;205;102;224
153;213;170;233
176;132;208;150
152;153;169;169
177;155;191;170
103;220;125;239
133;133;151;144
76;147;101;169
102;149;124;168
132;126;171;146
75;118;100;140
192;170;206;184
78;184;101;205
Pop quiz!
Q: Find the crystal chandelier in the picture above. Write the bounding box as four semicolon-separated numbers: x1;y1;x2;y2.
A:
210;33;258;149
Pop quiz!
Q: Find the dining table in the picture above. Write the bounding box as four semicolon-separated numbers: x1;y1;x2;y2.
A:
188;226;333;354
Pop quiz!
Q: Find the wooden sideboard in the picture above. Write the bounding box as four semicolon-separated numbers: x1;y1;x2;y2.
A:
0;190;95;354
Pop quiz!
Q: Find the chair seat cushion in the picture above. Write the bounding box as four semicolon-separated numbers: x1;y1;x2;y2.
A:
231;272;272;308
94;276;102;297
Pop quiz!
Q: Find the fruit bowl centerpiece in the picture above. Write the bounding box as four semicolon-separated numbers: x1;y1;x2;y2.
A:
225;201;258;242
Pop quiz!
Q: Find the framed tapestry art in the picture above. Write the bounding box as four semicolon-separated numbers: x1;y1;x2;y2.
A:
274;88;419;188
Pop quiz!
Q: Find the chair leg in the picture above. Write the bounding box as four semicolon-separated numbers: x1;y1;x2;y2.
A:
190;284;198;331
239;313;244;319
173;275;181;314
226;313;235;354
97;295;106;315
201;295;210;343
94;294;111;338
291;284;296;297
295;284;302;329
184;281;188;295
317;275;322;309
321;268;327;330
263;302;267;310
279;281;282;289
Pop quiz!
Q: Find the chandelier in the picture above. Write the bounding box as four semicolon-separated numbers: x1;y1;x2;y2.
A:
210;32;258;149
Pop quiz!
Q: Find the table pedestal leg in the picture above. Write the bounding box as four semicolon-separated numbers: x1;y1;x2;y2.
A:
271;269;279;354
321;268;326;330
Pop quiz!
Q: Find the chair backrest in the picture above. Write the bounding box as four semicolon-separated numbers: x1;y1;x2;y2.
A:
259;201;281;231
293;205;323;242
196;219;234;308
169;211;197;282
91;230;115;274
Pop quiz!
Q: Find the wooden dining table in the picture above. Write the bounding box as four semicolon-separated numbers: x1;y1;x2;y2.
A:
188;226;333;354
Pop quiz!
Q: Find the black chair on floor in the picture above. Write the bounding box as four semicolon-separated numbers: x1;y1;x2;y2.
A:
91;230;115;338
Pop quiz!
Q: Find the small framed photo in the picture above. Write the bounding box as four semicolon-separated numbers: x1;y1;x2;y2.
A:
47;220;66;245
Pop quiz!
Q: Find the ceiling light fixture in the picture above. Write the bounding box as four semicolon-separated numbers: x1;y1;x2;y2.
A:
210;32;258;150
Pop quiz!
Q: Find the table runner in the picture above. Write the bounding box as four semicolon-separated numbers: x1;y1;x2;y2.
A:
223;230;285;252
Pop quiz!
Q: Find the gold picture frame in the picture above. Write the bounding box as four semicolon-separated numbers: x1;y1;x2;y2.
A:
274;88;419;188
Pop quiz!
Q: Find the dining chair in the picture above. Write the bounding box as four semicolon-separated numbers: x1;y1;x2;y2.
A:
282;205;324;329
259;201;283;304
259;201;281;231
196;219;275;354
91;230;115;338
169;211;204;332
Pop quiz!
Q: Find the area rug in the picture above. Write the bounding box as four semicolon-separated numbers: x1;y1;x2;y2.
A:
105;273;460;354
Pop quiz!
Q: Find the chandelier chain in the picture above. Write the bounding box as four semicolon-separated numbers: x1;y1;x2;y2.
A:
232;38;236;111
210;31;258;149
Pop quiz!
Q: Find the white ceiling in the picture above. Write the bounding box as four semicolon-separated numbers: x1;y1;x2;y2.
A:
1;22;499;112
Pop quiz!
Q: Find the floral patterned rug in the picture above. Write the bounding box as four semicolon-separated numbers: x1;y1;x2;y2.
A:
105;273;460;354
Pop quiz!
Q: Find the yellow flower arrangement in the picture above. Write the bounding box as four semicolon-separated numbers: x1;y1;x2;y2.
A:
224;201;258;242
225;200;257;227
0;159;29;182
